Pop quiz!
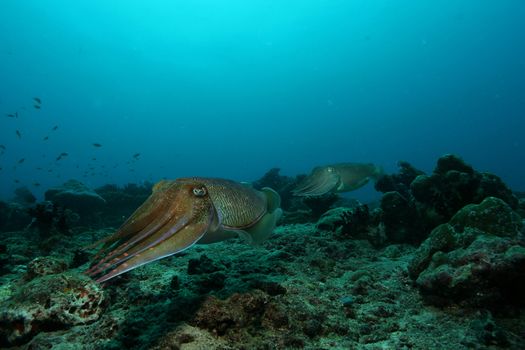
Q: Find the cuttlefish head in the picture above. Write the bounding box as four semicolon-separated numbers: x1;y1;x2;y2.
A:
292;166;341;197
86;178;220;283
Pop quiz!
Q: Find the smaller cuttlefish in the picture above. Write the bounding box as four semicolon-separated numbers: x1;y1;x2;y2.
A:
293;162;384;197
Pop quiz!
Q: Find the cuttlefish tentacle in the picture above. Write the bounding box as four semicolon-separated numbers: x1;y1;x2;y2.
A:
86;178;281;283
293;163;383;197
85;180;189;274
85;180;179;260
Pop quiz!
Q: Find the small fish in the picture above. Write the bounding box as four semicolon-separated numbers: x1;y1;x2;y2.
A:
6;113;17;118
43;136;49;141
56;152;68;161
91;157;97;161
33;182;41;187
14;179;20;183
34;104;41;109
16;130;21;139
18;158;25;164
52;125;58;131
36;167;42;170
33;97;42;104
92;143;102;147
133;153;141;159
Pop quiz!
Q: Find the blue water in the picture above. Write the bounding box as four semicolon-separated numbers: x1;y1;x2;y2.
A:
1;1;524;202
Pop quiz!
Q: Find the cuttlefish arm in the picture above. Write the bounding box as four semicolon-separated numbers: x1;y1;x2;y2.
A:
85;179;219;283
292;166;341;197
293;163;383;197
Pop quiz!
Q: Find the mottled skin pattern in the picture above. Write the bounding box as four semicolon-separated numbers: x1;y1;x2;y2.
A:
293;163;383;196
86;178;281;283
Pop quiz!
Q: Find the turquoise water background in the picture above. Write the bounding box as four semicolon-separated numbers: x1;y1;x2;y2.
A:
1;1;524;201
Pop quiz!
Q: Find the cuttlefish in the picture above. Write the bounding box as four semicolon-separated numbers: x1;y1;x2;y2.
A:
86;177;282;283
293;163;383;196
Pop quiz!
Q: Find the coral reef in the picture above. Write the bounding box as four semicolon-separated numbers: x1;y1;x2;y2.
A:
0;155;523;349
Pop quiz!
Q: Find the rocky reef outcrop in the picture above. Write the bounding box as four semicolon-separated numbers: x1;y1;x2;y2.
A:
376;154;519;244
408;197;525;306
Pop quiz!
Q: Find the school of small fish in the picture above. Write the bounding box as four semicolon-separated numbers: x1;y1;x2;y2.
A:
0;96;144;186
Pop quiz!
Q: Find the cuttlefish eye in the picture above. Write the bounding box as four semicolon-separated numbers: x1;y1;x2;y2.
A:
192;186;207;197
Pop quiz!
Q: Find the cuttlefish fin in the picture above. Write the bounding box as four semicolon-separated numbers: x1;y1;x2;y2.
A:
262;187;281;212
240;187;282;245
94;205;220;283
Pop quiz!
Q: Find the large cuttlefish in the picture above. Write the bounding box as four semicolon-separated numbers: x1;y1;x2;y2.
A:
293;163;383;197
86;178;282;283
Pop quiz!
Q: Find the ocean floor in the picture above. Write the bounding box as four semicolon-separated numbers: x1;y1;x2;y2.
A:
0;221;524;350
